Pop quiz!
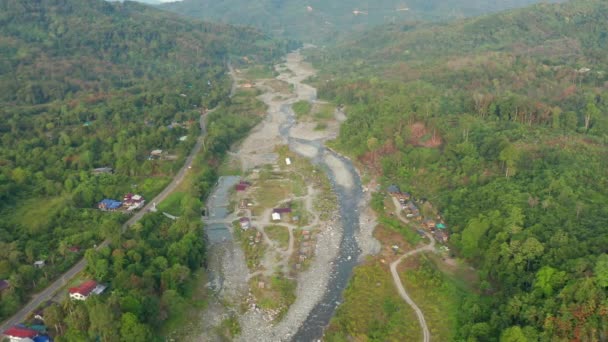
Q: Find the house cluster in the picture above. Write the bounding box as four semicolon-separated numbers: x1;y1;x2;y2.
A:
97;193;145;212
388;184;449;243
68;280;106;301
3;325;50;342
3;301;54;342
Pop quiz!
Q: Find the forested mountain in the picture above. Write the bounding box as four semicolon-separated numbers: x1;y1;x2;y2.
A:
308;0;608;340
161;0;564;42
0;0;293;330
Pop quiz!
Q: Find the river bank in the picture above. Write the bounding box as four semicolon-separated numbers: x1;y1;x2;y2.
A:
196;49;381;341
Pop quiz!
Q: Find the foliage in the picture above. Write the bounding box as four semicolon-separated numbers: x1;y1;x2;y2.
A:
313;0;608;339
0;0;290;324
162;0;563;43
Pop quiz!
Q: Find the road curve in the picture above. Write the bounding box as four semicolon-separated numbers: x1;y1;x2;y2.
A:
0;69;227;335
389;197;434;342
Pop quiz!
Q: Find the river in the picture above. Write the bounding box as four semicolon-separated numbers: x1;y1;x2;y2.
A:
202;49;370;341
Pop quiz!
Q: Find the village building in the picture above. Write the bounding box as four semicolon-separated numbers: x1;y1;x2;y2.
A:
434;230;449;243
285;157;291;165
387;184;400;194
239;217;251;230
91;167;113;175
179;135;188;142
33;260;45;269
271;212;281;221
97;199;122;211
68;280;106;301
423;219;436;230
3;326;38;342
235;181;251;192
150;149;163;157
123;193;145;211
68;246;80;253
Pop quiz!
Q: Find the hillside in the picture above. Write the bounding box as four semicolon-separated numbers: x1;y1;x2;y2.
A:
161;0;564;42
0;0;293;329
309;0;608;340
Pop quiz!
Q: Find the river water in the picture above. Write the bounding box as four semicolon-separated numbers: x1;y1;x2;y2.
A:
202;50;365;341
276;53;364;341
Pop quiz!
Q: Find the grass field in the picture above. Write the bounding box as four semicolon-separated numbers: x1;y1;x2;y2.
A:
249;274;296;322
399;254;478;341
157;191;187;216
265;225;290;250
325;259;421;341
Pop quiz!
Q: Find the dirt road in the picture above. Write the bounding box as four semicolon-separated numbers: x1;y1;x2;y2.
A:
0;77;214;336
389;197;434;342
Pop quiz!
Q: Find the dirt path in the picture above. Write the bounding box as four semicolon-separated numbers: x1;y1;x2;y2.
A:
389;197;434;342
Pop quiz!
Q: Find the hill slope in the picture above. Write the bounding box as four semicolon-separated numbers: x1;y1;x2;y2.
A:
0;0;293;325
161;0;564;42
310;0;608;340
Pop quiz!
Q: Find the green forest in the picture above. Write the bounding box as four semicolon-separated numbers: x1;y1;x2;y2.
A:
0;0;294;331
162;0;562;43
308;0;608;340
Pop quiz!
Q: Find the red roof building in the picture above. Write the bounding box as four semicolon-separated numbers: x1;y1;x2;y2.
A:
69;280;97;301
4;326;38;341
273;207;292;214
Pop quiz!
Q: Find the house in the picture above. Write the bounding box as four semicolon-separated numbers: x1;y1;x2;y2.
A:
387;184;400;194
33;260;45;269
273;207;292;215
235;181;251;192
98;199;122;211
239;217;251;230
3;326;38;342
179;135;188;142
123;194;145;211
92;283;107;296
68;246;81;253
434;230;449;243
423;219;436;230
150;149;163;157
69;280;98;301
92;167;113;175
0;279;9;293
436;223;447;230
272;212;281;221
285;157;292;166
33;336;50;342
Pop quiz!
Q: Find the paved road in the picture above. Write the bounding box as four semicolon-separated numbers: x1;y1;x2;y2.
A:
389;197;435;342
0;98;211;336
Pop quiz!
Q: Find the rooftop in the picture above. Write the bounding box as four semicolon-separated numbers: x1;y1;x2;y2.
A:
69;280;98;296
0;279;9;291
4;326;37;339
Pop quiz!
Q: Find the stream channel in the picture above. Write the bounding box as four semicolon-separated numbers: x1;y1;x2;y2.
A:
203;50;364;341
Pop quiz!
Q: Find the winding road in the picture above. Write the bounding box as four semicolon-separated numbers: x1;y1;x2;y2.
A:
0;72;222;336
389;197;434;342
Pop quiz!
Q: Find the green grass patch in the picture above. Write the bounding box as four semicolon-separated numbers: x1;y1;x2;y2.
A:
250;275;296;321
379;216;422;245
161;269;209;339
265;225;290;250
138;176;171;200
293;100;312;119
216;313;241;339
157;192;187;216
13;195;69;234
400;255;474;341
325;260;420;341
234;224;266;270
